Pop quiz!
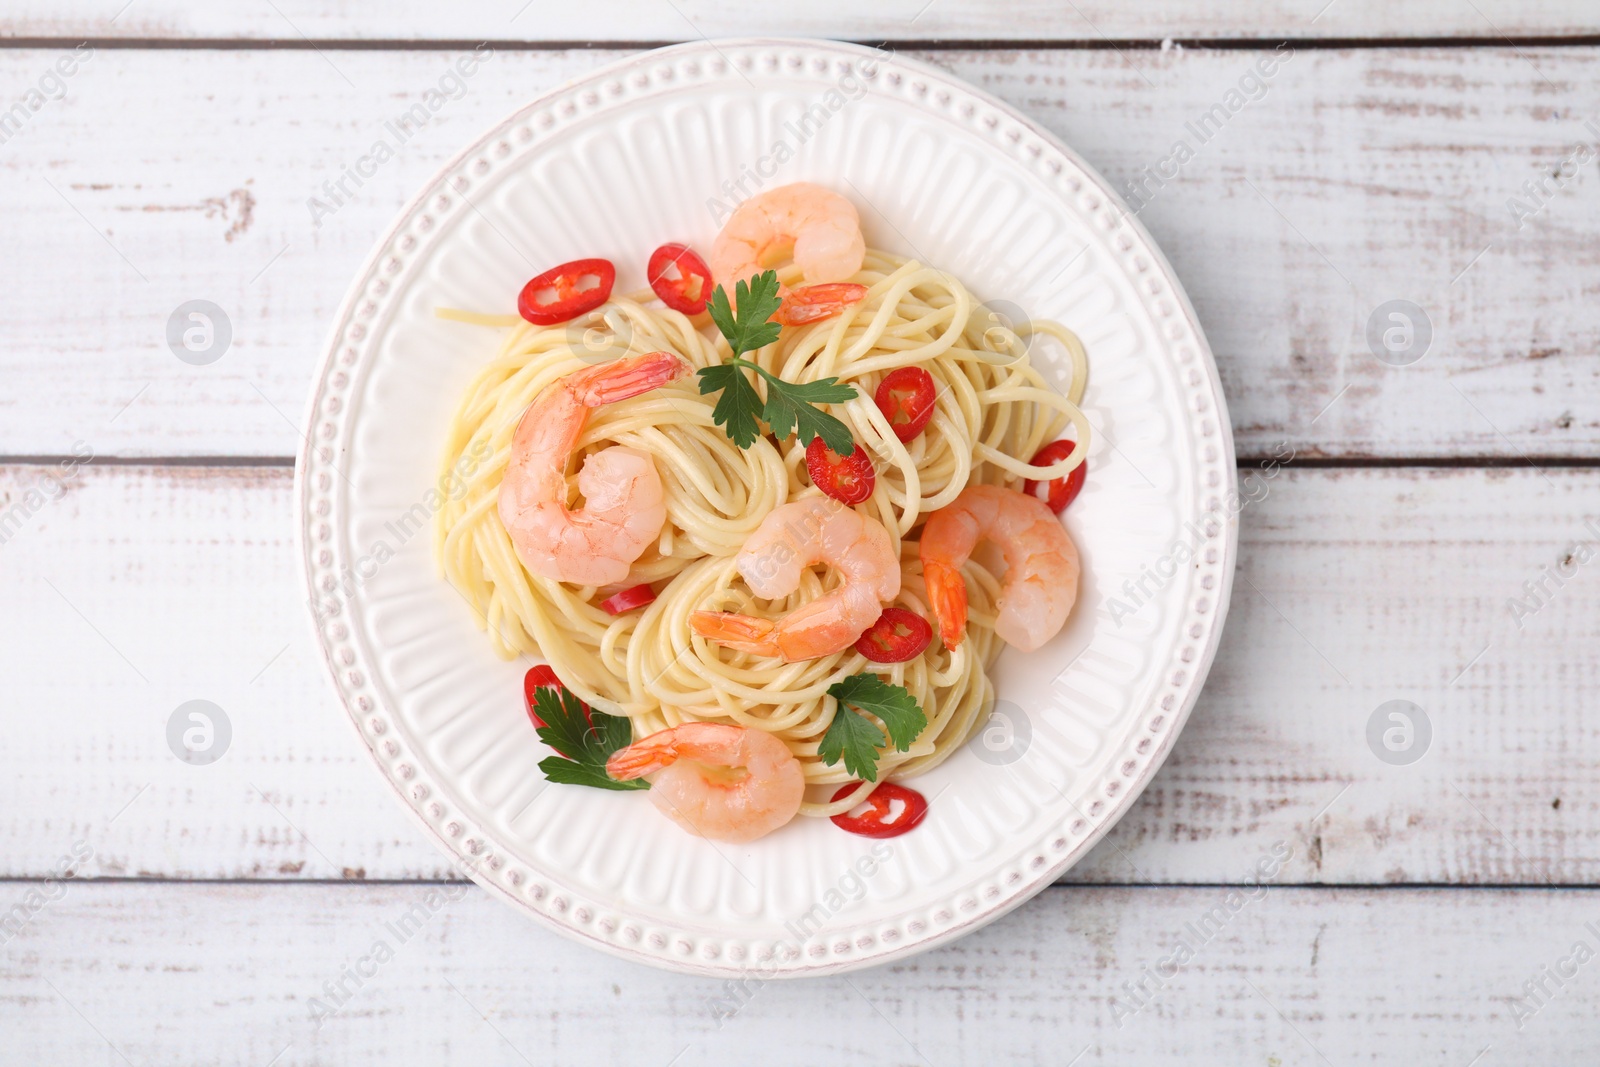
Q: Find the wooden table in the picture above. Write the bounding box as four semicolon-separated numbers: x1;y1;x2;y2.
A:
3;4;1596;1062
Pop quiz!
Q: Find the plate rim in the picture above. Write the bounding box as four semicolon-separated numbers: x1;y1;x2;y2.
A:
295;36;1239;978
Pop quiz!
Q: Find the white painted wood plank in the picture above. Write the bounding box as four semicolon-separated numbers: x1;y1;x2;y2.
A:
0;881;1585;1062
0;46;1595;459
3;463;1594;883
4;1;1596;42
0;463;450;881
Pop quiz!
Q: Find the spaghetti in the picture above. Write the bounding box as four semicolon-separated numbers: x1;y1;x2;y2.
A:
435;249;1088;817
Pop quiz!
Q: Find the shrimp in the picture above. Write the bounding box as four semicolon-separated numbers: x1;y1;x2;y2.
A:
774;282;869;326
606;722;804;842
919;484;1080;653
691;496;899;661
497;351;688;587
710;182;866;289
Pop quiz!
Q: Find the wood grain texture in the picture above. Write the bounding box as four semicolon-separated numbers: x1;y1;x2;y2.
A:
0;881;1587;1064
4;463;1594;884
0;46;1595;460
0;23;1588;1052
3;0;1597;43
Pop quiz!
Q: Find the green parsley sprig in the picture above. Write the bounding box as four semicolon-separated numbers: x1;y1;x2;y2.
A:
696;270;857;453
818;673;928;782
532;685;650;791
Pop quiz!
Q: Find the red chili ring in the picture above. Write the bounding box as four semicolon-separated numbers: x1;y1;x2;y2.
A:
599;584;656;615
829;781;930;838
523;664;565;728
1023;439;1086;513
518;258;616;326
855;608;933;663
874;366;937;442
805;438;876;505
646;243;714;316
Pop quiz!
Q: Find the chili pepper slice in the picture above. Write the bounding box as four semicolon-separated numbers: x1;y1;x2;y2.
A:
646;243;714;316
1023;439;1087;513
873;366;937;442
517;258;616;326
598;584;657;615
854;608;933;663
806;438;876;505
829;781;930;838
523;665;571;729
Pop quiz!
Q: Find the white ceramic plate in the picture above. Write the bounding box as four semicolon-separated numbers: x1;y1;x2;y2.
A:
297;38;1237;977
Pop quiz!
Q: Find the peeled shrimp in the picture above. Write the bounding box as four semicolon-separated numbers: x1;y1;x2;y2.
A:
606;722;804;842
498;351;688;586
691;496;899;661
920;484;1080;653
710;182;866;289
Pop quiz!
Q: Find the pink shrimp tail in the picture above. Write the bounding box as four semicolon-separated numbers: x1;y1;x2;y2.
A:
924;561;968;651
569;350;688;407
775;283;868;326
606;734;676;781
689;611;782;657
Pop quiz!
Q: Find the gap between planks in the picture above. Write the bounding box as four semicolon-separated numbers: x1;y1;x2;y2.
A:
0;877;1598;890
5;455;1600;469
1;35;1600;51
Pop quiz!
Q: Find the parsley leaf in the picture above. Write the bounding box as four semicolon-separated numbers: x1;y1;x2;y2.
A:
696;362;766;450
818;704;890;781
819;674;928;782
755;369;858;452
698;269;860;451
539;756;638;790
830;674;927;750
708;271;784;357
532;685;649;792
